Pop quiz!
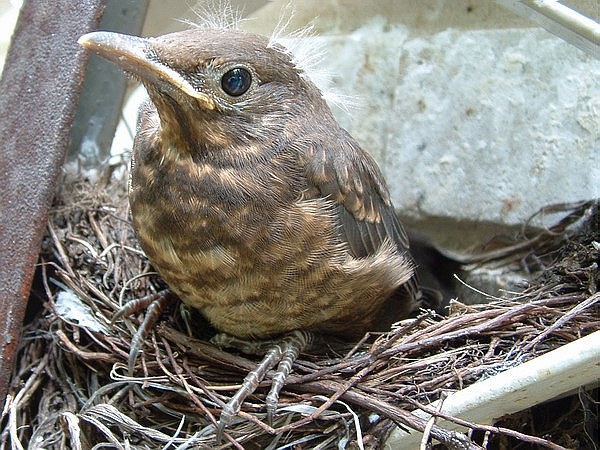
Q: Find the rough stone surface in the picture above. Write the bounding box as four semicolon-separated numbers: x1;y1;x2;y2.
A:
318;22;599;241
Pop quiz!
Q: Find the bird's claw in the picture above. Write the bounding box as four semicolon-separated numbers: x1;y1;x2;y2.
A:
215;330;313;442
112;290;171;374
215;406;235;443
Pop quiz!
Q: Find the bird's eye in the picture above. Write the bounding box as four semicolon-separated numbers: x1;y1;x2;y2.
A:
221;67;252;97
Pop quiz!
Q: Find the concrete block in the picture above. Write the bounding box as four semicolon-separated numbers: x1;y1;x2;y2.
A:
316;22;599;239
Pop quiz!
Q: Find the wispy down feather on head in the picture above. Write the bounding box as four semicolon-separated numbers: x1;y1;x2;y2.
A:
183;0;244;30
183;1;354;111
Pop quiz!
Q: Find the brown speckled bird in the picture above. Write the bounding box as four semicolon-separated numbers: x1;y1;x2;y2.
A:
79;26;422;438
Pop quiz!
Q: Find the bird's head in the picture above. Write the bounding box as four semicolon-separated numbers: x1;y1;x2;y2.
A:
79;28;330;154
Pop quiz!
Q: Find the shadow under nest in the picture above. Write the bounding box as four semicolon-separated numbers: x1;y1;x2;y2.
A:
2;164;598;449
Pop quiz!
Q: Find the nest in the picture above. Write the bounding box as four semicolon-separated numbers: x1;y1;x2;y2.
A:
2;164;598;449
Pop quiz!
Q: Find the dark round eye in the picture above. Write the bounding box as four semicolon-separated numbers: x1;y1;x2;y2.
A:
221;67;252;97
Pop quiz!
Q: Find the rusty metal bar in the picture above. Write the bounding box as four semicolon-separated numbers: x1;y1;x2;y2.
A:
0;0;107;406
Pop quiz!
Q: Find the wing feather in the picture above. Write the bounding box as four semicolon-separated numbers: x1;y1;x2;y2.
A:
298;130;410;258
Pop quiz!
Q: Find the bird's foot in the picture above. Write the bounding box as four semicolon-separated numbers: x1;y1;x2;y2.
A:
112;290;172;374
213;330;313;442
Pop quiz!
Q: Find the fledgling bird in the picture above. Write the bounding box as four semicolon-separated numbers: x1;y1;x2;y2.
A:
79;24;423;439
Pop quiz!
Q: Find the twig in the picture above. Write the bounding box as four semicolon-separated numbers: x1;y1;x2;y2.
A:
408;398;570;450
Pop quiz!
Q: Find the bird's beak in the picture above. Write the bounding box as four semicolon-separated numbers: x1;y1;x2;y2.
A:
78;31;215;110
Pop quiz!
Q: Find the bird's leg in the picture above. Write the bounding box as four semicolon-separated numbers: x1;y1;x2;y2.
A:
112;290;171;374
265;331;311;424
214;330;313;442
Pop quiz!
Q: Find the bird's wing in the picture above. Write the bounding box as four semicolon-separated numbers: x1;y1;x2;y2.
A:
297;130;410;258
